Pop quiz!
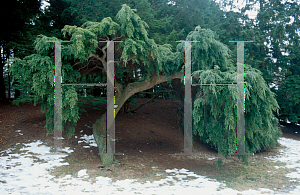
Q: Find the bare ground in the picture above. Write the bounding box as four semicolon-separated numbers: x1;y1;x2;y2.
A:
1;97;300;192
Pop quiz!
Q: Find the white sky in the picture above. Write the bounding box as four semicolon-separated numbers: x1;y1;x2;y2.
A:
41;0;50;11
214;0;300;19
213;0;259;19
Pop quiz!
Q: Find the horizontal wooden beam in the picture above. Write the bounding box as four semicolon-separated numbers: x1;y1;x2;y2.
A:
61;83;107;86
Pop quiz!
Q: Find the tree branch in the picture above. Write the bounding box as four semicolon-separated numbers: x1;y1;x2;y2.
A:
139;90;174;94
77;58;98;72
89;53;107;73
113;35;124;41
126;95;156;113
114;72;183;115
85;66;103;75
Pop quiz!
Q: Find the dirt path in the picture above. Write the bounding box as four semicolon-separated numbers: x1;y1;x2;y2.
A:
1;97;300;192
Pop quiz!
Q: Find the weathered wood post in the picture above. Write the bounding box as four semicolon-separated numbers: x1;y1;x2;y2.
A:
172;40;253;156
229;40;253;156
45;40;69;155
48;39;123;164
176;40;200;154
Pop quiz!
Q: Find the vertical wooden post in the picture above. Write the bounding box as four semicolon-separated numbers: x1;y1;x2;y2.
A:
176;40;200;155
184;41;192;154
237;41;245;155
229;40;253;155
107;41;115;155
53;40;63;153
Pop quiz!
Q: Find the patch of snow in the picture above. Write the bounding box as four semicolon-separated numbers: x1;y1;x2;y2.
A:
79;134;97;147
265;137;300;188
15;130;23;135
53;137;64;140
84;124;92;129
78;169;88;178
2;137;300;194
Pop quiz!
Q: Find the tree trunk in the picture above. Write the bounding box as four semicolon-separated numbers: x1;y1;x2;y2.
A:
92;114;115;165
7;60;10;99
14;87;21;99
92;72;183;164
120;99;130;113
0;61;6;100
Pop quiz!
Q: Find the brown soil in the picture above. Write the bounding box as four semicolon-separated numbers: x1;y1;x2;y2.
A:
1;97;300;192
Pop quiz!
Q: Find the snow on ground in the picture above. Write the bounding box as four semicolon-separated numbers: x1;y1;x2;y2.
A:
1;129;300;194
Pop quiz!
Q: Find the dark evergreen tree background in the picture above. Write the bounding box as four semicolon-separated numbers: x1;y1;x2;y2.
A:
0;0;42;100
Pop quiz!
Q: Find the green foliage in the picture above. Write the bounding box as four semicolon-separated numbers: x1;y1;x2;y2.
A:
79;94;106;112
193;65;282;164
176;26;234;72
11;4;173;138
276;75;300;123
82;18;120;38
162;51;184;80
10;34;105;138
9;2;284;166
43;86;81;138
116;4;149;39
62;25;98;62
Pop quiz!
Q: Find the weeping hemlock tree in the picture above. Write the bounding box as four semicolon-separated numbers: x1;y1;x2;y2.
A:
11;4;281;165
193;66;282;164
184;26;282;164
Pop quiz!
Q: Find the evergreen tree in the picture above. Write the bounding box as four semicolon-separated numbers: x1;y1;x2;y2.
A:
8;0;79;100
182;26;282;164
10;3;282;165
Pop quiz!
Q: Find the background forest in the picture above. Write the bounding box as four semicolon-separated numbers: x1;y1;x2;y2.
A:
0;0;299;165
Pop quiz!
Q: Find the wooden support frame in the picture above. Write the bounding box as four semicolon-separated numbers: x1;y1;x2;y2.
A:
171;40;253;156
48;40;123;155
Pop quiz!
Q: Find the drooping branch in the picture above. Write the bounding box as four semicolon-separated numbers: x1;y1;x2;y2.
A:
114;71;183;115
